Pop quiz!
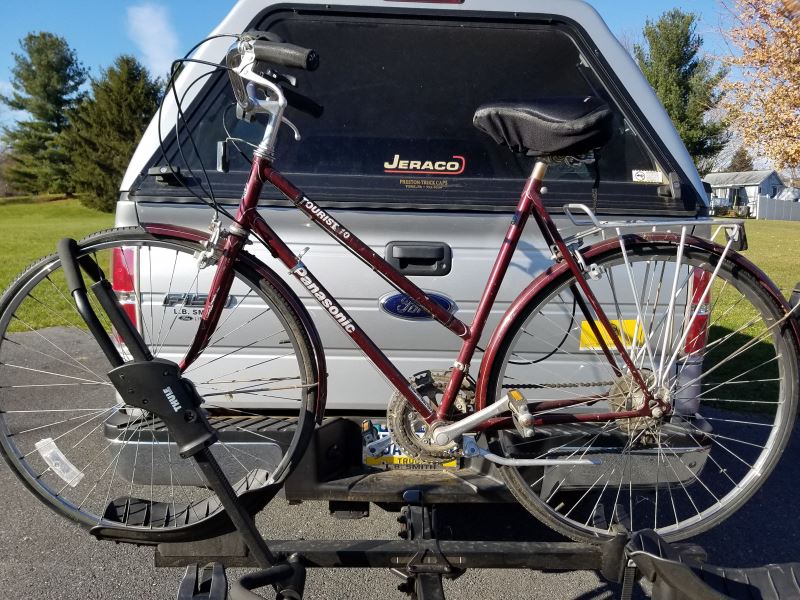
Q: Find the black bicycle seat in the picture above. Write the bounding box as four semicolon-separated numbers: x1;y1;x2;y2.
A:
473;96;614;158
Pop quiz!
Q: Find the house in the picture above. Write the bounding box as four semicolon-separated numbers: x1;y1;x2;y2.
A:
704;170;786;209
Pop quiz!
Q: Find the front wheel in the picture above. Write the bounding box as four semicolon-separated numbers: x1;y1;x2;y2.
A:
0;228;319;539
485;236;798;542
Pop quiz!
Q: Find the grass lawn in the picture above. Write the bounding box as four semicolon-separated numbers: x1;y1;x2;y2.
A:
737;220;799;296
0;198;114;292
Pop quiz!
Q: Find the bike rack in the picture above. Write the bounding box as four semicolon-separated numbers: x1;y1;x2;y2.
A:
167;496;800;600
55;236;799;600
163;487;648;600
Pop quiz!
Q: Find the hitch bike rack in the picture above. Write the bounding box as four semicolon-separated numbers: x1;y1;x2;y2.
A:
56;237;800;600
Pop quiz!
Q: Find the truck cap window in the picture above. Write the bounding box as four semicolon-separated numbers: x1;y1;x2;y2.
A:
146;11;690;215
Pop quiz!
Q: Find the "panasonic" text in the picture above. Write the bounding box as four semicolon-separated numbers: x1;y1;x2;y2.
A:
295;267;356;333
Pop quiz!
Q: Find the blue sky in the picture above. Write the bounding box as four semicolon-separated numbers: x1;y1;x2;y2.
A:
0;0;727;127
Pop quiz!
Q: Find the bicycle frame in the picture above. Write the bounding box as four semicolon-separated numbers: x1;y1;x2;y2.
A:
177;153;662;428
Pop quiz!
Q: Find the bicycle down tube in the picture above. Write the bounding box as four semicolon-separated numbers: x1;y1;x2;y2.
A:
183;152;656;427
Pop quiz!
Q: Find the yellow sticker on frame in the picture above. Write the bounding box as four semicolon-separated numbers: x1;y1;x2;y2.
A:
579;319;645;350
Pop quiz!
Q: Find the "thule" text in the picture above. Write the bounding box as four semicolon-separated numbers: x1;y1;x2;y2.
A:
163;386;181;412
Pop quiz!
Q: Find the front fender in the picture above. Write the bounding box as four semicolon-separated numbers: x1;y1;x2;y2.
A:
142;222;328;422
474;232;800;410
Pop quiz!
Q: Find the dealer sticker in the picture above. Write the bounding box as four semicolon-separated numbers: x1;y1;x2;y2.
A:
632;170;664;184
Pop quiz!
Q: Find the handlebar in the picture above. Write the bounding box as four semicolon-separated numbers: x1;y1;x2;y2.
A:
226;36;321;157
251;39;319;71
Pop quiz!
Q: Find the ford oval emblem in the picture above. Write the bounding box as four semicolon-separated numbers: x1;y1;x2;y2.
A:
379;291;457;321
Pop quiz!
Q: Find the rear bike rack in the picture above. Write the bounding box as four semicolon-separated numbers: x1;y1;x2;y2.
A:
57;236;798;600
160;488;644;600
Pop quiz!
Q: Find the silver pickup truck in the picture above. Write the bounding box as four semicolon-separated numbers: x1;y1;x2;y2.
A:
117;0;707;416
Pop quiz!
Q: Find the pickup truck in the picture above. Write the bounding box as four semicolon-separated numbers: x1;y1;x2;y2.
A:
117;0;706;419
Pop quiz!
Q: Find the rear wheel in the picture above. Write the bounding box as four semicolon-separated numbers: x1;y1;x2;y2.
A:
0;228;318;537
485;238;798;542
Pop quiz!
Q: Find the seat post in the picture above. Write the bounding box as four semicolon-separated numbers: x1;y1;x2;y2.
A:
531;160;548;185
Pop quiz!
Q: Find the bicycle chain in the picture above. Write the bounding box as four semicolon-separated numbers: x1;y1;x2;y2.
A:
502;380;615;390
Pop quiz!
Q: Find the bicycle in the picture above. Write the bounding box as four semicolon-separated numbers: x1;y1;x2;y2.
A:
0;34;798;552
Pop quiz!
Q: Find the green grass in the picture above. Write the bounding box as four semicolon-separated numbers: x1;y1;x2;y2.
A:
737;220;800;296
0;198;114;293
0;193;73;206
702;220;800;408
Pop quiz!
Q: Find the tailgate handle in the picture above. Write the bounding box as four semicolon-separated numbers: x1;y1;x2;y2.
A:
386;242;451;276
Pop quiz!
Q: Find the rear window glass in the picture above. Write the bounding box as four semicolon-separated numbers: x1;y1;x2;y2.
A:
149;11;686;214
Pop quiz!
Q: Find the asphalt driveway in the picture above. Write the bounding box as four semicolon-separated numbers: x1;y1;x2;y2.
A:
1;421;798;599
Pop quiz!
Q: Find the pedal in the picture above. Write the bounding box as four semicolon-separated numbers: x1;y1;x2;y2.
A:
507;389;535;438
361;419;380;445
411;370;437;400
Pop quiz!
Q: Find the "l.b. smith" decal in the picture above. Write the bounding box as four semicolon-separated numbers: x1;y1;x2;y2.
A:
384;154;465;175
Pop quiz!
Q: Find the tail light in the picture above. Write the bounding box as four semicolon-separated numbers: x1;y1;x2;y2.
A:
111;247;139;337
684;268;711;355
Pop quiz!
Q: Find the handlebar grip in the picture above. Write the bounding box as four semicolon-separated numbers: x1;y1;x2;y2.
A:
251;40;319;71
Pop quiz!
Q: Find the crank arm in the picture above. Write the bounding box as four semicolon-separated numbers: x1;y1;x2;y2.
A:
462;435;601;467
365;435;393;457
431;394;512;446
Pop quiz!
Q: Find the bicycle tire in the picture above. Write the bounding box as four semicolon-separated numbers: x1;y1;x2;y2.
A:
0;227;319;537
484;236;798;542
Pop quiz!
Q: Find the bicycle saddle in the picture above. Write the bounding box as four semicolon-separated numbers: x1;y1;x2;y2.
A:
473;96;614;158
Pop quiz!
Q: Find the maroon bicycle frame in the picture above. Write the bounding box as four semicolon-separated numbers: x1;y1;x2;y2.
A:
178;153;660;427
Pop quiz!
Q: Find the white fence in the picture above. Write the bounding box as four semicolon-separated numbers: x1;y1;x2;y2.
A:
753;196;800;221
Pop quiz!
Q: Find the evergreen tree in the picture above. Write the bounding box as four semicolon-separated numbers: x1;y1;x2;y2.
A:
0;149;18;196
0;32;86;193
726;147;755;173
60;56;161;212
634;10;728;174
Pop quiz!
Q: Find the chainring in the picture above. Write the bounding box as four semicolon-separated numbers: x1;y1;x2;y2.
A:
386;371;474;464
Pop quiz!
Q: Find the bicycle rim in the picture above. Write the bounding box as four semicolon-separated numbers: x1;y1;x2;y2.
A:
486;239;798;542
0;228;317;534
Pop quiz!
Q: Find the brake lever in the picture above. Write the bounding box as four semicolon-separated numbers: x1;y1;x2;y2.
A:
281;117;301;141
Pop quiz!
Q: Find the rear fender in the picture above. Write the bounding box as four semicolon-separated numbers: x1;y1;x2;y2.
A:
142;222;327;422
475;232;800;410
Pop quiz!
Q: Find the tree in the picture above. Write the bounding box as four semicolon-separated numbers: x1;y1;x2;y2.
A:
722;0;800;171
726;146;755;172
60;56;161;212
0;148;20;196
0;32;86;194
634;10;728;174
